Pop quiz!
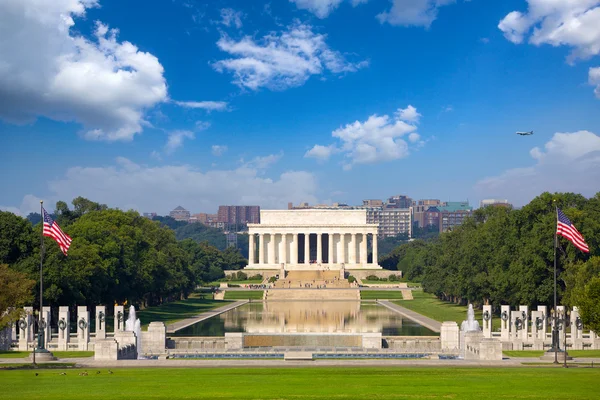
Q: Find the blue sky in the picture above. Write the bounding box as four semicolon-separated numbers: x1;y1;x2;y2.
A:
1;0;600;215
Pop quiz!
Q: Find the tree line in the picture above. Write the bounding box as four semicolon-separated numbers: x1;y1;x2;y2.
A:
0;197;248;312
382;192;600;331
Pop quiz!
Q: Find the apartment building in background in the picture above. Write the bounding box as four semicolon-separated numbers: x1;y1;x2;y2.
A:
169;206;190;222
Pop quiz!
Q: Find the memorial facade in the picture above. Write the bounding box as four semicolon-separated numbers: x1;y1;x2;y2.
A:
245;209;381;270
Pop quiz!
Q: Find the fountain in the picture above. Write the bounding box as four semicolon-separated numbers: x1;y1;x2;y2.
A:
461;304;481;333
125;305;142;358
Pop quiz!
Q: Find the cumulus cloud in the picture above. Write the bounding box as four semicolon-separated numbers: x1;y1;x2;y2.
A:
8;158;318;215
211;145;228;156
212;22;368;91
0;194;44;217
172;101;229;111
498;1;600;64
377;0;458;28
244;152;284;170
220;8;243;28
165;131;195;155
590;67;600;98
194;121;211;131
475;131;600;206
0;0;170;141
289;0;368;18
305;105;423;169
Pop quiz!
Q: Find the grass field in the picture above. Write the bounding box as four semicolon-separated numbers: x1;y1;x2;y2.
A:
0;367;598;399
360;290;405;300
223;290;264;300
0;351;93;359
504;350;600;358
393;291;501;330
208;280;264;286
136;293;228;328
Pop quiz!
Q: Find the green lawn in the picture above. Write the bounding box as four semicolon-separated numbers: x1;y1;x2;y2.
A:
208;280;264;286
0;367;598;399
393;291;501;330
224;290;264;300
136;293;228;328
504;350;600;358
360;290;404;300
0;351;93;359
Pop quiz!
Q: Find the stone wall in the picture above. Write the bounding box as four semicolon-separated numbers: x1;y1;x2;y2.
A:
347;270;403;279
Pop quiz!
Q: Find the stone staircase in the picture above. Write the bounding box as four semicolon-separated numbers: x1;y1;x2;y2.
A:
265;270;359;300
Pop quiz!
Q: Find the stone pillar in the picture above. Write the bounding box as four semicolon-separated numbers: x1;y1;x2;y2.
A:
372;233;378;266
77;306;90;350
58;306;70;351
258;234;265;265
531;310;544;349
571;306;583;349
440;321;459;352
248;233;255;265
482;305;492;338
143;322;166;354
268;233;276;265
18;307;33;351
500;305;510;341
328;233;334;265
292;233;298;265
96;305;106;340
316;233;322;264
556;305;565;349
349;234;356;264
114;305;125;332
281;233;287;265
360;232;368;265
42;306;51;347
304;233;310;264
519;305;529;342
537;305;548;341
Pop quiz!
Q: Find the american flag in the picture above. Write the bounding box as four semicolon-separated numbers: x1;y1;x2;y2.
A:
556;208;589;253
42;207;72;256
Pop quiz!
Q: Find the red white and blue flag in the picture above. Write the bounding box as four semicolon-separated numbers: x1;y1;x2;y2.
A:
556;208;589;253
42;207;72;256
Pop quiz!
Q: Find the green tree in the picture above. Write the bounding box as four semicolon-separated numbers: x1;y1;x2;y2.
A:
0;264;35;330
0;211;34;265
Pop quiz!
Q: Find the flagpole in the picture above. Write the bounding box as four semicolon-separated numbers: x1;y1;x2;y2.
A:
38;200;45;352
553;202;558;364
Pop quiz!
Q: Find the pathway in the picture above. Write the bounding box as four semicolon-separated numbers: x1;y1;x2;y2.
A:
166;300;248;333
377;300;441;333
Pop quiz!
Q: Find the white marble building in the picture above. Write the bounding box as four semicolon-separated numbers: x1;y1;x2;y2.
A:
245;209;381;270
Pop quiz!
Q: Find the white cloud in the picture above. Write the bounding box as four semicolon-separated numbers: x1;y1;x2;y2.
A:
244;152;284;170
211;145;228;156
306;105;422;169
220;8;243;28
212;22;368;91
9;158;318;214
377;0;457;28
0;194;44;216
590;67;600;97
499;1;600;64
475;131;600;206
304;144;337;161
194;121;211;131
165;130;195;154
289;0;371;18
173;101;229;111
0;0;170;141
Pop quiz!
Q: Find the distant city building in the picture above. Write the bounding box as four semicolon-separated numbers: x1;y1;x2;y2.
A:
218;206;260;228
142;212;157;219
169;206;190;221
480;199;512;208
386;195;413;209
413;200;473;233
440;209;473;233
363;199;384;207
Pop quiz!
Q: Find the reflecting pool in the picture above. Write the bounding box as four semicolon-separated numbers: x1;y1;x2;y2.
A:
173;301;436;337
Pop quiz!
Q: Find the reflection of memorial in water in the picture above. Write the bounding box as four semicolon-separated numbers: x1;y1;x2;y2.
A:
222;301;404;334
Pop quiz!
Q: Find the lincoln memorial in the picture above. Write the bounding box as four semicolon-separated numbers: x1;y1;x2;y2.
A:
245;209;381;271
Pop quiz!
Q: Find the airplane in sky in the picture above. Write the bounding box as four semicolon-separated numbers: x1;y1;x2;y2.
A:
516;131;534;136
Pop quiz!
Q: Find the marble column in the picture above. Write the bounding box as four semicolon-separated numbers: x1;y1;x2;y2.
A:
349;234;356;264
268;233;276;264
292;233;298;264
42;306;51;347
316;233;322;264
328;233;334;264
77;306;90;351
58;306;70;351
96;305;106;340
18;306;33;351
304;233;310;264
360;232;368;265
114;305;125;332
258;234;265;265
372;232;378;265
340;233;346;264
537;305;548;340
281;234;287;265
248;233;255;264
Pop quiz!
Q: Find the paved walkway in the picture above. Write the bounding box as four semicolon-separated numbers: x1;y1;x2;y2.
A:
167;300;248;333
377;300;442;333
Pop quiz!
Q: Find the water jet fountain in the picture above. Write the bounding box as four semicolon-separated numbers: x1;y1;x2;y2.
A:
125;305;142;359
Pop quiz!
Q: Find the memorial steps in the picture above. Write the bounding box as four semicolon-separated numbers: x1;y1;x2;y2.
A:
265;270;360;301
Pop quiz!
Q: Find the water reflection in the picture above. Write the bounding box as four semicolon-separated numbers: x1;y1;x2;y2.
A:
173;302;435;337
